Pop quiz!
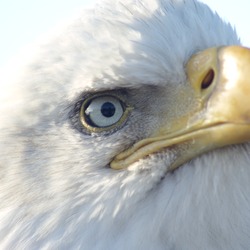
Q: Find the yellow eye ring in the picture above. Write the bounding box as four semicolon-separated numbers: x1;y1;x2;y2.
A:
80;93;133;133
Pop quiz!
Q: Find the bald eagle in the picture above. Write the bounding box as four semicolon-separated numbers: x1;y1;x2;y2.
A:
1;0;250;249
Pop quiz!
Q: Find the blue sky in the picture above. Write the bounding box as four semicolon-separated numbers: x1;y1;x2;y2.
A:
0;0;249;69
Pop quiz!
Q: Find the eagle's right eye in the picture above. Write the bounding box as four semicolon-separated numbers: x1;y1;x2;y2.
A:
80;94;132;132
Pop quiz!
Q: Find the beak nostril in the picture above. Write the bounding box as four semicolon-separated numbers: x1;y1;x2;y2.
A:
201;69;215;90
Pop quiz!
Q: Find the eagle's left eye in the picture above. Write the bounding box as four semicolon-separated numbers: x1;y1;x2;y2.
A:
80;94;131;132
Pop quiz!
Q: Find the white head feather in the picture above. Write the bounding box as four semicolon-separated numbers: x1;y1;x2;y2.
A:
1;0;249;249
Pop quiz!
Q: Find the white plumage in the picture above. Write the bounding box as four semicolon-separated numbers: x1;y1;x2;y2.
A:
1;0;250;249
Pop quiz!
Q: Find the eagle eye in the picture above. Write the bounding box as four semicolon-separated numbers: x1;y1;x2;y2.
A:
80;94;131;132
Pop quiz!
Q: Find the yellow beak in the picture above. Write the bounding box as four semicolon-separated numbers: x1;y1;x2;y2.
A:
111;46;250;170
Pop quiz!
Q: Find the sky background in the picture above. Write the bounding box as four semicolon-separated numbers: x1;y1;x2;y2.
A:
0;0;249;69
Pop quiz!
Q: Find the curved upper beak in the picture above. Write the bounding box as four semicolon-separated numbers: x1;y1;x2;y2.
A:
111;46;250;170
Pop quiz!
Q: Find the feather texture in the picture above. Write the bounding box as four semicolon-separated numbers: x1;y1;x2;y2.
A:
0;0;249;249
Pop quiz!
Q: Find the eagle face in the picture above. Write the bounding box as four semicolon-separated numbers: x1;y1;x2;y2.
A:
1;0;250;249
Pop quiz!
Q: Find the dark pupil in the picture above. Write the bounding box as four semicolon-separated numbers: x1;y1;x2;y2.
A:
101;102;116;118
